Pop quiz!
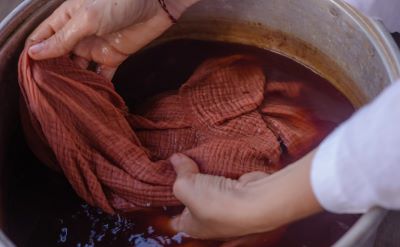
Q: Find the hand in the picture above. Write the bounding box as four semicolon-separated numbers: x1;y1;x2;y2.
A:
169;153;271;239
169;151;323;240
27;0;198;79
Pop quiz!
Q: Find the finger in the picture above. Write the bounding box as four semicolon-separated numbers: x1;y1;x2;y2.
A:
148;213;176;235
28;11;70;45
27;0;78;45
97;66;118;81
170;207;199;236
98;66;118;81
29;10;95;60
239;171;269;184
72;55;90;69
74;36;128;68
170;153;199;179
170;153;201;206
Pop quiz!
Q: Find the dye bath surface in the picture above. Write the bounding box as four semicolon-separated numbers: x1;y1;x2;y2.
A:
3;139;359;247
4;39;358;247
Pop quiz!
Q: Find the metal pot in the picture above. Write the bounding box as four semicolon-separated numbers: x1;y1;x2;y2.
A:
1;0;399;246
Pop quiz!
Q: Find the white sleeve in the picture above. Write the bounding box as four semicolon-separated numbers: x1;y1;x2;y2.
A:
344;0;400;33
311;80;400;214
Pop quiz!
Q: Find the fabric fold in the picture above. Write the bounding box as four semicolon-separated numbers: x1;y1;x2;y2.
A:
18;51;337;213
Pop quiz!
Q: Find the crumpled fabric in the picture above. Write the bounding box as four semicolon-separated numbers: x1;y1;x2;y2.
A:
18;50;340;213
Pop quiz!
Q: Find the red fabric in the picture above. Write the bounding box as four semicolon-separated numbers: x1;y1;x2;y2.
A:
18;50;338;213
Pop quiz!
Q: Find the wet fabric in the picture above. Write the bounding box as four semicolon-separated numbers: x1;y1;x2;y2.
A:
18;51;334;213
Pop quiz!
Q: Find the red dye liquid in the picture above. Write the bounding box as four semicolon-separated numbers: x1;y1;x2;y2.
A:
4;40;358;247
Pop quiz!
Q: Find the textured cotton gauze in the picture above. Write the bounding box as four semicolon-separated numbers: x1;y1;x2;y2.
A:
18;49;348;213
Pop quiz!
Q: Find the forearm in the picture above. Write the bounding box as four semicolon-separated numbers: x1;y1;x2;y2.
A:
244;81;400;234
311;81;400;213
243;82;400;231
243;151;323;233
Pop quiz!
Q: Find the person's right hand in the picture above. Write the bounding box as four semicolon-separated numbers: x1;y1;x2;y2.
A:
169;151;322;240
170;153;272;239
27;0;198;79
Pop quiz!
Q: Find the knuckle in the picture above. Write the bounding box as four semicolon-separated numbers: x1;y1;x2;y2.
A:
81;9;98;33
53;1;69;15
197;209;214;221
172;178;187;197
53;34;68;52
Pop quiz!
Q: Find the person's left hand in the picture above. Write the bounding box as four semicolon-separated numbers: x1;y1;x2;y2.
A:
27;0;198;79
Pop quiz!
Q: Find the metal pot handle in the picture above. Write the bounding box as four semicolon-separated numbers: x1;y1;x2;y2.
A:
334;207;387;247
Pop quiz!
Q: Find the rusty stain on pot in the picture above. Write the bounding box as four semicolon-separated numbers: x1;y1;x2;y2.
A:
158;20;364;107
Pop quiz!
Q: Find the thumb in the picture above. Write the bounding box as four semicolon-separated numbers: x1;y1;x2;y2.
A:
170;153;200;207
170;153;199;179
169;154;202;235
29;13;95;60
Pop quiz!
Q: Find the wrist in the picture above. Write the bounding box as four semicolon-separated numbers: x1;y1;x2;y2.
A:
243;151;323;234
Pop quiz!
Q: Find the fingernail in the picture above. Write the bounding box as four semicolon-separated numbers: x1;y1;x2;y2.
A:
29;42;45;55
170;153;184;164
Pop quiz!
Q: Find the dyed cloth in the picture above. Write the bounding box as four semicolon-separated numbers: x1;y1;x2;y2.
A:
19;51;336;213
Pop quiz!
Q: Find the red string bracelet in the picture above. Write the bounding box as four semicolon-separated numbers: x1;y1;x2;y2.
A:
158;0;178;23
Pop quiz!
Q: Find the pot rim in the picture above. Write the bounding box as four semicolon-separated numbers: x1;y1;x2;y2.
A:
0;0;396;246
331;0;400;83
